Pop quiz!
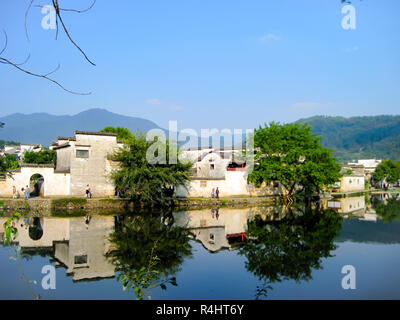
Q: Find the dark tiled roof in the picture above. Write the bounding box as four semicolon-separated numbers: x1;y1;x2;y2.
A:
21;163;55;168
53;143;71;150
75;130;117;137
54;169;70;174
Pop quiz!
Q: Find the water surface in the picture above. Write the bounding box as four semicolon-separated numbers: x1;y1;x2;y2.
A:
1;194;400;300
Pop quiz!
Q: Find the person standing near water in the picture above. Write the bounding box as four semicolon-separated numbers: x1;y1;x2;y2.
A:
215;187;220;199
25;185;30;199
86;184;92;198
12;186;16;199
211;188;215;198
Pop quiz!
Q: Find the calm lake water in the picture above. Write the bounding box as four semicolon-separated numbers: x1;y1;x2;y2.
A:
1;193;400;300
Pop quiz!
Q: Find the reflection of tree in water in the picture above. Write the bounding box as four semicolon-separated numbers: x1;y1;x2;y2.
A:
107;213;193;299
372;194;400;222
238;206;342;299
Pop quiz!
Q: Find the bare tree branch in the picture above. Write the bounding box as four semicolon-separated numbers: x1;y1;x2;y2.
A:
0;57;91;95
24;0;35;41
43;63;60;77
13;53;31;67
0;30;7;56
0;31;31;69
52;0;96;66
34;1;96;14
28;0;96;64
0;32;90;97
2;1;96;94
59;0;96;13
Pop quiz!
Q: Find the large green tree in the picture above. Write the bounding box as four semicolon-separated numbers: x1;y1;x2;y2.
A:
239;207;342;299
107;213;192;299
108;128;192;206
373;160;400;185
248;122;342;198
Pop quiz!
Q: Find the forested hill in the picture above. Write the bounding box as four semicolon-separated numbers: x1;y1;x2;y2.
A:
297;115;400;162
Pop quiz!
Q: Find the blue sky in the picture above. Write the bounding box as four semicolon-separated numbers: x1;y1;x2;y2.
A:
0;0;399;131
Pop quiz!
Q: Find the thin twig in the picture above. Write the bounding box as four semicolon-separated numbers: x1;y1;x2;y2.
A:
52;0;96;66
0;30;7;56
43;63;60;77
2;1;96;94
13;247;39;300
13;53;31;67
59;0;96;13
24;0;35;42
0;56;91;95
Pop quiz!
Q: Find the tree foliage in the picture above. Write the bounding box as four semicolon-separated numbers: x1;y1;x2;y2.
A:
109;128;192;206
107;213;192;299
238;207;342;299
3;154;20;170
100;126;135;143
0;157;6;178
373;160;400;184
248;122;342;197
0;154;18;178
372;195;400;222
23;150;56;165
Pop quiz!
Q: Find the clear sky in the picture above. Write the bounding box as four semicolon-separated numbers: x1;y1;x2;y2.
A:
0;0;399;131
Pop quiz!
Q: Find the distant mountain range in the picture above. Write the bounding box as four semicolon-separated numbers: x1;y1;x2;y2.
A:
297;115;400;162
0;109;161;146
1;109;400;161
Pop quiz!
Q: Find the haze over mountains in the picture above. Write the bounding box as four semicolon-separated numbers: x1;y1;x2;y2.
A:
0;109;161;146
1;109;400;162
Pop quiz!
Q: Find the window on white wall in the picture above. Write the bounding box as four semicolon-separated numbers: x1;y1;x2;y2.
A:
76;150;89;158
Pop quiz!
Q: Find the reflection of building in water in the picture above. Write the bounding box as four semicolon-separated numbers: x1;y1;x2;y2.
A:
324;196;379;221
0;216;115;282
0;217;69;248
53;216;115;281
325;196;366;215
173;208;257;252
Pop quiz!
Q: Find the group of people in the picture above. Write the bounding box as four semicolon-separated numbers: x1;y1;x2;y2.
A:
211;187;220;199
12;185;31;199
11;184;92;199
